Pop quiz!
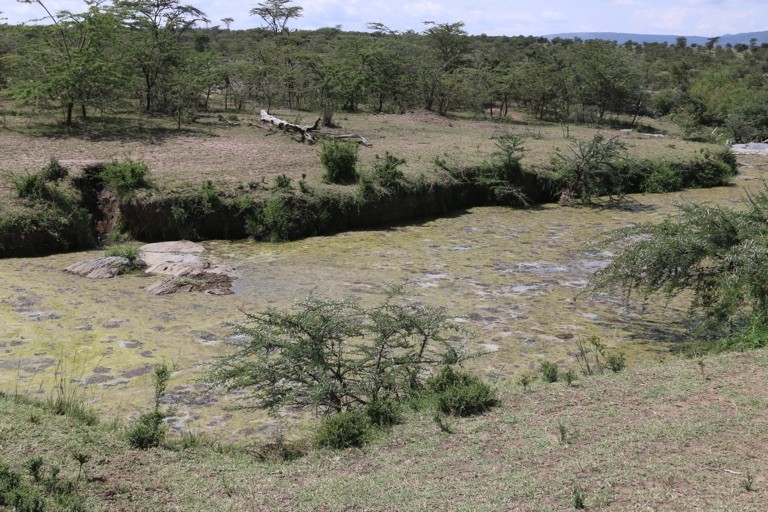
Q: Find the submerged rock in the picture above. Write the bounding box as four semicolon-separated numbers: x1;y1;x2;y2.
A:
64;240;236;295
65;256;130;279
139;240;236;296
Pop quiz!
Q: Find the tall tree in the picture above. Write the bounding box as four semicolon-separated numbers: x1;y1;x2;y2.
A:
15;0;127;124
117;0;208;111
250;0;302;34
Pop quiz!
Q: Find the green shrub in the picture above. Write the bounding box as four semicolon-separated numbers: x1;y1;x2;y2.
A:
605;353;627;372
320;140;359;183
105;246;140;262
126;409;167;449
365;398;402;428
126;364;172;449
372;152;406;189
427;366;498;417
540;360;559;383
40;158;69;182
101;159;151;198
314;411;371;449
642;163;683;193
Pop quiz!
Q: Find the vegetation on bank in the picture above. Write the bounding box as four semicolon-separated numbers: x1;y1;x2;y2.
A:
0;135;737;257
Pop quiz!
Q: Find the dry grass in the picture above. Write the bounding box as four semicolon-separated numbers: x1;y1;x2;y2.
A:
0;108;719;197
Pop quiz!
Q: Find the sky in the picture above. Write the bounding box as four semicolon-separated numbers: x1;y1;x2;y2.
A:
3;0;768;37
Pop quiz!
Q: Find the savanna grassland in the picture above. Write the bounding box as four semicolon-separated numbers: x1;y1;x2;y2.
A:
3;6;768;510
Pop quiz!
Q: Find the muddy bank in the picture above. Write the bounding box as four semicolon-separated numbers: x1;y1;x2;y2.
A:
0;149;736;258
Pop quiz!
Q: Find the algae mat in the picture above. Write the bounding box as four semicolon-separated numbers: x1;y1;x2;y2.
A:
0;156;764;441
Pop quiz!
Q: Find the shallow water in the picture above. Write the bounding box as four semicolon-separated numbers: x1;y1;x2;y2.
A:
1;156;764;441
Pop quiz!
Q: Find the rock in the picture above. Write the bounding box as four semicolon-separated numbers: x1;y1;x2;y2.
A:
65;256;130;279
138;240;236;295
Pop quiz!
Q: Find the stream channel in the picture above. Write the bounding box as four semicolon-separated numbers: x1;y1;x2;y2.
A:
1;155;763;441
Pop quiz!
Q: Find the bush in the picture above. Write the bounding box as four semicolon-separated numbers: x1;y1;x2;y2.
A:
372;152;406;189
320;140;359;183
104;246;140;262
101;159;151;198
126;364;172;449
314;411;371;449
209;287;467;416
365;398;402;428
427;366;497;417
642;163;683;193
539;360;559;383
554;134;628;204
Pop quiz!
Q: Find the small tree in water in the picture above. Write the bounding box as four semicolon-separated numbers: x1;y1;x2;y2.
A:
208;285;467;416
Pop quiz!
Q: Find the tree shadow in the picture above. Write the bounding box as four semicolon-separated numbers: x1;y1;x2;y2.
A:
10;115;220;144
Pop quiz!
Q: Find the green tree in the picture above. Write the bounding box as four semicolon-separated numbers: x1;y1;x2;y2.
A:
593;188;768;332
250;0;303;34
14;0;127;125
117;0;209;112
208;287;467;416
554;134;628;204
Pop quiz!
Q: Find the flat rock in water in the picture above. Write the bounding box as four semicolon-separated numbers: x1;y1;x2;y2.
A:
65;256;129;279
138;240;236;295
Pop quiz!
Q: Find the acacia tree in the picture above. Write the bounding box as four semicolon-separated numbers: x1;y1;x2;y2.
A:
117;0;208;112
208;287;467;416
250;0;303;34
15;0;126;124
593;188;768;334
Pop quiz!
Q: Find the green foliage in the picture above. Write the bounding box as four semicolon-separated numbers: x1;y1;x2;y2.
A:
642;163;683;193
126;364;172;449
426;366;498;417
13;158;72;206
101;159;151;198
554;134;628;204
518;372;536;391
572;484;586;509
365;398;402;428
477;134;529;205
539;360;559;383
45;364;98;426
593;187;768;333
314;411;371;449
562;368;577;386
104;246;140;263
320;140;359;184
209;286;467;416
372;152;406;189
0;458;84;512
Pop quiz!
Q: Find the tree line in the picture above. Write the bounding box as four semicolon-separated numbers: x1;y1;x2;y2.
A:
2;0;768;140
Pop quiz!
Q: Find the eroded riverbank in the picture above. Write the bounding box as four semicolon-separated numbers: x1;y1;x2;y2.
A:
1;155;764;442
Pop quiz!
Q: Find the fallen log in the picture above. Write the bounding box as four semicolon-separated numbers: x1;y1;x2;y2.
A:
258;110;372;146
260;110;321;142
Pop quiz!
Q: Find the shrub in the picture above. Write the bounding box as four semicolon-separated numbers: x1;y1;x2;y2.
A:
320;140;359;183
372;152;406;189
605;352;627;372
104;246;140;263
540;360;559;383
365;398;402;428
126;364;172;449
101;159;151;198
642;163;683;193
554;134;628;204
209;286;467;416
314;411;371;449
427;366;497;417
126;409;167;450
593;186;768;334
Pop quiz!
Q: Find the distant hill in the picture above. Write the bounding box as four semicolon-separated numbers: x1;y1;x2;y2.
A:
544;31;768;46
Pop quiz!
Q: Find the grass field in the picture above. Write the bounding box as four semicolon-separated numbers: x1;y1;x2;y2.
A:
0;108;721;197
2;347;767;511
